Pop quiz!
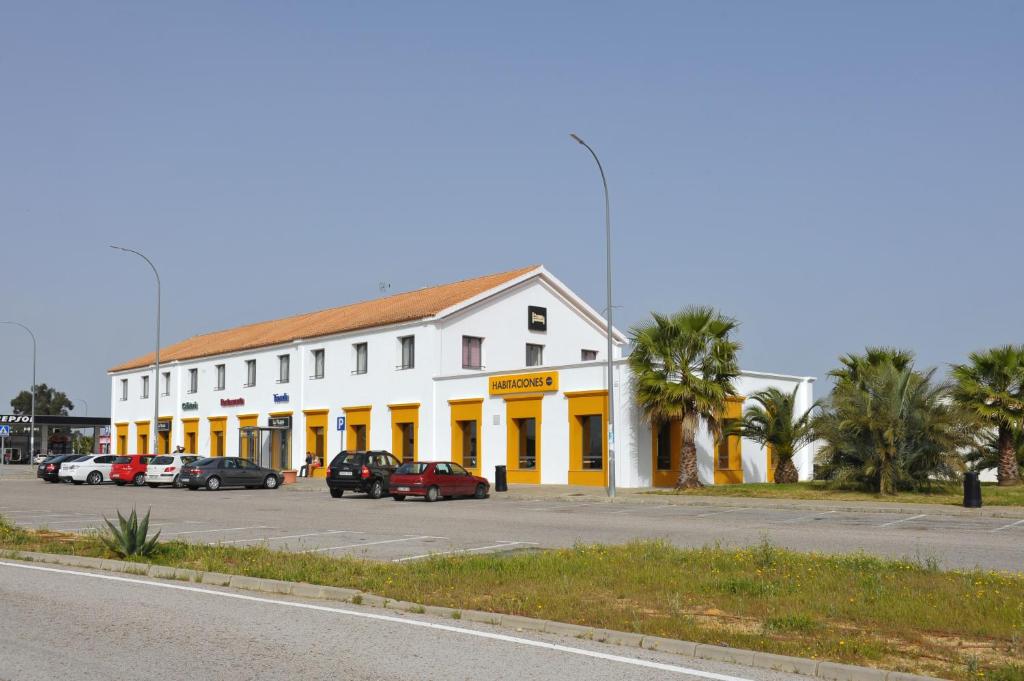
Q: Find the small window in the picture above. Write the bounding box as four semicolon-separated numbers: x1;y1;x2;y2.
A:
161;371;171;396
580;414;603;470
354;343;368;374
141;375;150;399
187;368;198;393
278;354;290;383
399;336;415;370
526;343;544;367
215;364;226;390
656;423;672;470
245;359;256;387
462;336;483;369
581;349;598;362
312;349;325;379
435;462;452;475
120;379;128;401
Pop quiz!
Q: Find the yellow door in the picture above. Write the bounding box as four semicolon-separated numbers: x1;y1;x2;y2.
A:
182;419;199;454
567;391;607;487
389;403;419;464
115;423;129;455
766;446;776;483
303;410;328;477
238;414;258;462
714;397;745;485
344;406;371;451
651;420;682;487
505;396;542;484
135;421;150;455
208;417;227;456
449;398;483;474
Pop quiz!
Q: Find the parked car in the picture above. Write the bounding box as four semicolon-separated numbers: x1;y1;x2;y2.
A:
59;454;119;485
110;455;154;486
389;461;490;502
36;454;82;483
326;450;401;499
145;454;199;488
181;457;282;491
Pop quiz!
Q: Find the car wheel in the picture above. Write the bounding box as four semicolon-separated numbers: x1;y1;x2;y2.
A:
147;483;159;488
368;479;383;499
88;471;103;485
392;495;405;501
425;486;440;502
132;473;146;487
474;484;487;499
330;488;344;498
263;475;278;490
172;475;181;488
206;476;221;491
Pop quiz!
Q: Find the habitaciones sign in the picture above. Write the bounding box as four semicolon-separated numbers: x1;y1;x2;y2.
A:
488;371;559;396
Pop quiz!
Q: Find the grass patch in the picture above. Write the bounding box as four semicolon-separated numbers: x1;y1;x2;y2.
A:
644;481;1024;506
2;515;1021;680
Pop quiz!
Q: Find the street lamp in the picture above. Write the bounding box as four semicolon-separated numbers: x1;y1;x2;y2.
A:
110;246;161;455
1;321;36;465
570;133;617;498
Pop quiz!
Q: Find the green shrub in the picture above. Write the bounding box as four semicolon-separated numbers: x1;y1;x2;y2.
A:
100;508;161;558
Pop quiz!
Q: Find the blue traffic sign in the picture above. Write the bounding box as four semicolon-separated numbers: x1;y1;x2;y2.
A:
0;425;10;437
336;416;346;431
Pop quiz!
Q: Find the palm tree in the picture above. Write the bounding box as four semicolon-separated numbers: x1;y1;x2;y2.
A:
629;306;741;489
951;345;1024;486
964;427;1024;479
729;386;816;484
828;347;915;386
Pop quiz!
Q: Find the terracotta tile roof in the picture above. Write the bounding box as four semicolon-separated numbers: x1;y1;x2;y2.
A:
110;265;540;372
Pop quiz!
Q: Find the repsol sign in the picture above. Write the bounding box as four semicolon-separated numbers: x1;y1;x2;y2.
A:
0;415;31;424
488;371;559;396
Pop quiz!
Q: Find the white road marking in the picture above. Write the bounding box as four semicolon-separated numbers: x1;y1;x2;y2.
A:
990;518;1024;533
0;561;758;681
878;514;926;528
393;541;540;562
777;511;837;524
28;516;103;524
694;507;747;518
163;525;272;537
524;502;602;512
214;529;366;545
303;535;445;554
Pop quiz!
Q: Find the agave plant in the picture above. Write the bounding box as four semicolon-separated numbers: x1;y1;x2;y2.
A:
101;508;161;557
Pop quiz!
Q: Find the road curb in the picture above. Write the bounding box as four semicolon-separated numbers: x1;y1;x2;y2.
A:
0;549;947;681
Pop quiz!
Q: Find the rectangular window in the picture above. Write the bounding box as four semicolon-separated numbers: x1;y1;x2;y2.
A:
312;349;325;379
462;336;483;369
656;422;672;470
517;417;537;469
161;371;171;396
120;379;128;401
717;419;737;470
245;359;256;387
354;343;368;374
141;375;149;399
399;336;415;370
526;343;544;367
581;349;598;362
580;414;603;470
215;364;225;391
459;420;478;469
187;368;198;394
278;354;290;383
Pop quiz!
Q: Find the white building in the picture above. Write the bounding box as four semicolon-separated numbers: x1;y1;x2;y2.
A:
108;265;815;487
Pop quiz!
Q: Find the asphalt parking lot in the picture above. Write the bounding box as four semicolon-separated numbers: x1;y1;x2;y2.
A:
2;476;1023;569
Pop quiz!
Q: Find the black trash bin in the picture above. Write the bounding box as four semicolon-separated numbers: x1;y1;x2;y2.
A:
963;471;982;508
494;465;508;492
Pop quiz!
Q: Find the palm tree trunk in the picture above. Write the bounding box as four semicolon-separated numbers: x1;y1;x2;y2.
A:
775;457;799;484
997;425;1021;486
676;423;702;489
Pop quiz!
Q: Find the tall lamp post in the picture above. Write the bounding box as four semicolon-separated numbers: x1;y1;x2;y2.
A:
1;321;36;465
570;133;616;498
110;246;161;455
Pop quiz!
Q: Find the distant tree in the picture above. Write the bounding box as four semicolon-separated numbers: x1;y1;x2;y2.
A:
728;386;817;484
951;346;1024;486
629;306;741;489
10;384;75;416
828;347;916;387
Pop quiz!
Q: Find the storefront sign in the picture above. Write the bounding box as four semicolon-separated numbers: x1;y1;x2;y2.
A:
220;398;245;407
268;416;291;429
488;371;559;396
181;401;199;411
528;306;547;332
0;415;31;424
157;421;171;432
273;393;289;403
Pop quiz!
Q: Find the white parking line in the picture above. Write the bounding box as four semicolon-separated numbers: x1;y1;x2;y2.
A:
2;509;62;515
393;541;540;562
878;514;927;528
695;507;747;518
214;529;366;545
523;502;602;513
163;525;271;537
17;513;93;520
28;516;103;524
303;535;445;554
990;518;1024;533
0;561;760;681
777;510;837;524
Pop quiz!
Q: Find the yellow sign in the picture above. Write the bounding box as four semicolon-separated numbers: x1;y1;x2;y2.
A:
489;371;559;396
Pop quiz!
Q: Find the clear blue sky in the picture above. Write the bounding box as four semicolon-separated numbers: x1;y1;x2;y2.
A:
1;1;1021;417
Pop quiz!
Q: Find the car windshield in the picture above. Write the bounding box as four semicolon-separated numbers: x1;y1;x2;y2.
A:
192;457;217;467
152;456;174;465
113;456;131;464
396;462;428;475
335;453;365;466
43;455;63;463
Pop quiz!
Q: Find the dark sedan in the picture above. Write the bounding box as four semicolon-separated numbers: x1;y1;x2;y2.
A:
36;454;86;483
326;451;401;499
181;457;282;491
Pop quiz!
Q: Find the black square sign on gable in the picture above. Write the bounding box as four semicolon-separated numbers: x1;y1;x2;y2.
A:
528;306;547;332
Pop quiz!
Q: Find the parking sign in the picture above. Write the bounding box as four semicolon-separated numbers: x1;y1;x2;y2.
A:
336;416;346;431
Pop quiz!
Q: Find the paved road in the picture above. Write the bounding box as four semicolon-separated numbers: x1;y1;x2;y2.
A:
1;477;1022;570
0;559;802;681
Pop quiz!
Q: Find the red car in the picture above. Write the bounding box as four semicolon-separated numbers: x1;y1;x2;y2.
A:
389;461;490;502
110;454;154;487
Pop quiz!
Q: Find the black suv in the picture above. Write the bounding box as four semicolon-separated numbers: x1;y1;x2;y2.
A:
326;451;401;499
